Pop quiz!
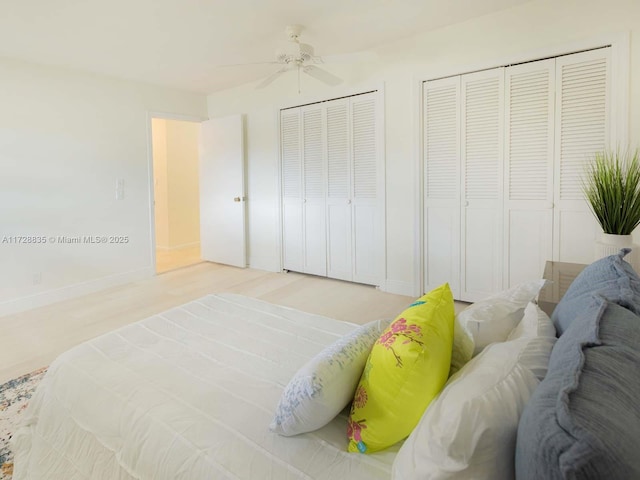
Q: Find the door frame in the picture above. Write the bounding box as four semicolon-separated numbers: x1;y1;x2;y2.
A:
145;111;208;274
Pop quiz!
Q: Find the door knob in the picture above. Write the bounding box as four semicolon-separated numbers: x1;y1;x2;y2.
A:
234;197;241;202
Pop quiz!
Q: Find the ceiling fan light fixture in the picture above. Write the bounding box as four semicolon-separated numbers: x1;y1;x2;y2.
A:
228;24;343;91
276;42;315;64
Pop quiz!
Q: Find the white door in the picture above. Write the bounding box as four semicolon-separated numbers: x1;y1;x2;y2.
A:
302;106;327;276
553;48;611;263
504;59;555;287
351;93;380;285
326;98;353;281
460;68;505;302
281;109;304;272
280;92;383;286
423;76;461;297
199;114;247;268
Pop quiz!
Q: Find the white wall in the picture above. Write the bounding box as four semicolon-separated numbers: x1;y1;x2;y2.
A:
166;119;200;248
207;0;640;295
152;118;201;250
0;57;207;315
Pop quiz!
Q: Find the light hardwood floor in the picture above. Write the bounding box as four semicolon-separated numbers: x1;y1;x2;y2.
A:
155;245;202;273
0;263;468;384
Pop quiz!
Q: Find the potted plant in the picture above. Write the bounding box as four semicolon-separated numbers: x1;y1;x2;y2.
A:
583;148;640;267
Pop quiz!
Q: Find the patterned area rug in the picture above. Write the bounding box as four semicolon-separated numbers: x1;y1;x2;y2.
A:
0;368;47;480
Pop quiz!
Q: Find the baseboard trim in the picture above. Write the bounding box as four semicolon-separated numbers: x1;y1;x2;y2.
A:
380;279;417;297
169;241;200;251
156;241;200;252
0;267;155;318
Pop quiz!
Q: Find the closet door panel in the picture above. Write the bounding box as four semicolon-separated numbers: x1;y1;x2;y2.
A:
554;48;610;263
423;77;461;296
508;209;553;285
282;203;303;271
504;59;555;286
281;92;382;286
301;106;327;276
351;93;379;285
327;204;352;281
326;99;352;281
557;210;596;263
461;68;504;301
303;202;326;275
421;47;617;298
281;109;303;272
464;207;502;299
426;206;459;292
353;204;377;283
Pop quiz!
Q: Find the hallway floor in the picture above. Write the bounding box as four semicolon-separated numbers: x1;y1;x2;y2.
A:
156;245;202;273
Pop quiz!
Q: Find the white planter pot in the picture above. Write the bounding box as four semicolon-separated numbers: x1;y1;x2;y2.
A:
595;233;639;271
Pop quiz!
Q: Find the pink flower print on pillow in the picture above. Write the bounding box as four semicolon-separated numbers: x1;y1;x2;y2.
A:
391;318;407;333
376;317;425;367
354;385;368;409
377;330;395;349
391;317;422;338
347;417;367;443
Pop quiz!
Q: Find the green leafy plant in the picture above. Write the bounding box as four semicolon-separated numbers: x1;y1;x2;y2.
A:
583;148;640;235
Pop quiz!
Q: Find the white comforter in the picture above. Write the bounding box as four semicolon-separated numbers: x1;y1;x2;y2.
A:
13;294;398;479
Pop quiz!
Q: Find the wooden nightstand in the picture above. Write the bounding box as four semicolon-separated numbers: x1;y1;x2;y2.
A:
538;261;588;317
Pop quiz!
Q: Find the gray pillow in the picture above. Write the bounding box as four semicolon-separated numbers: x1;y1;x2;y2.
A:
515;299;640;480
551;248;640;334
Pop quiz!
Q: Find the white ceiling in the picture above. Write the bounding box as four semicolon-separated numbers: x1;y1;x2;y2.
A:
0;0;531;94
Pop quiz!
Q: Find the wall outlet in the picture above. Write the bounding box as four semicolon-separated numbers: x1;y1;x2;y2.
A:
33;272;42;285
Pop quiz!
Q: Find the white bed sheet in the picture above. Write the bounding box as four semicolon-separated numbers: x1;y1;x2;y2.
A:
12;294;398;479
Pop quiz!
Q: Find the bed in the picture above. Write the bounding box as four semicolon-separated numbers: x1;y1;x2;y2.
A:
15;252;640;479
12;294;399;480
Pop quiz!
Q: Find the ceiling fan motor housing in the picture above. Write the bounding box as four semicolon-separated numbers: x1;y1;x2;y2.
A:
276;42;315;64
253;24;342;90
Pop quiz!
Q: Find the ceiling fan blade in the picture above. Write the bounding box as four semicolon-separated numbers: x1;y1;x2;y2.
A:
320;51;379;64
302;65;343;86
255;67;289;89
215;61;281;68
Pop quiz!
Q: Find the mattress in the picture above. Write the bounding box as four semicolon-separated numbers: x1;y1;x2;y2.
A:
12;294;399;479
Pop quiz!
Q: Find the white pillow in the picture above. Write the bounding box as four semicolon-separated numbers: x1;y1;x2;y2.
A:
270;318;389;436
449;279;547;375
393;302;556;480
508;300;556;342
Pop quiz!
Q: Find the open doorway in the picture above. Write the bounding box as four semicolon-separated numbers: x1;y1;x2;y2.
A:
151;118;202;273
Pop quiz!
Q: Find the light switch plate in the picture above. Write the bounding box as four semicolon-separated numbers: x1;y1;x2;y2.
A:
116;178;125;200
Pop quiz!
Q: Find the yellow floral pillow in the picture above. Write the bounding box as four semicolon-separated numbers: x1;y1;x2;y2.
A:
347;283;455;453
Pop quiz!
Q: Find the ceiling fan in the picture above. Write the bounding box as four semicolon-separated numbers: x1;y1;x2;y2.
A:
219;25;344;92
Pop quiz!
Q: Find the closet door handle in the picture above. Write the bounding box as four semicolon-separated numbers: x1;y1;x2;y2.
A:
347;199;352;205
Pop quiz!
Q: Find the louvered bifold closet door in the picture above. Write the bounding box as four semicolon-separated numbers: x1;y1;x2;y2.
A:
326;98;352;281
461;68;505;301
281;108;303;272
554;48;611;263
423;77;461;297
504;59;555;288
301;105;327;276
351;92;379;285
